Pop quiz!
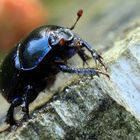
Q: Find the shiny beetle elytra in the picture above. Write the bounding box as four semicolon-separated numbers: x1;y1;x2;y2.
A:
0;9;109;126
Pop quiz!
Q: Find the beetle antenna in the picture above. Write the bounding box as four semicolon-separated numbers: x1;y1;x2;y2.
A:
70;9;83;30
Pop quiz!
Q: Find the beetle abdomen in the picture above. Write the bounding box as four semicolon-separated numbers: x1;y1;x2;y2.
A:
0;47;21;102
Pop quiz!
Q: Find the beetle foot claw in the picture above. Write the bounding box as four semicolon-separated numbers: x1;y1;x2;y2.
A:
96;73;100;77
96;69;110;79
5;117;22;130
11;121;22;130
22;107;30;122
5;117;16;126
23;114;30;122
92;53;107;71
83;60;89;67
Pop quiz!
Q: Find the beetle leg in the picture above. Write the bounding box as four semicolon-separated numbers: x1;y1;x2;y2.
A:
5;97;23;125
82;41;107;70
57;64;109;78
77;49;90;67
22;85;32;120
54;57;66;64
22;85;38;121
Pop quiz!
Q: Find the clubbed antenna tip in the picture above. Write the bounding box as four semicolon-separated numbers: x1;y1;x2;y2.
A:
70;9;83;30
77;9;83;17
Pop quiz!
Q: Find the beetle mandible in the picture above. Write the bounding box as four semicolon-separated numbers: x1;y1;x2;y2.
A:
0;9;109;126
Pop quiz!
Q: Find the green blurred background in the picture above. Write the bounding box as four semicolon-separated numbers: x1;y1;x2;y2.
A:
1;0;140;55
42;0;140;51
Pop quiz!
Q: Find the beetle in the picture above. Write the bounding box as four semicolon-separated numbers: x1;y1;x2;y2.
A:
0;9;109;126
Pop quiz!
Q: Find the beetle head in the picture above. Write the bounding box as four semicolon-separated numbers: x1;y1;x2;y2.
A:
48;9;83;47
48;28;73;46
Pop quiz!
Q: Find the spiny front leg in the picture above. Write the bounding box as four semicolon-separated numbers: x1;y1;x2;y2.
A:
82;41;107;70
57;64;109;78
77;49;90;67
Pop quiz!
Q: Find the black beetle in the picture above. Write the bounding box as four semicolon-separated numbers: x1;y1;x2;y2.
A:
0;9;109;126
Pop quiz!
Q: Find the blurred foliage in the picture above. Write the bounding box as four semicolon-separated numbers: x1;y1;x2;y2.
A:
0;0;47;55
